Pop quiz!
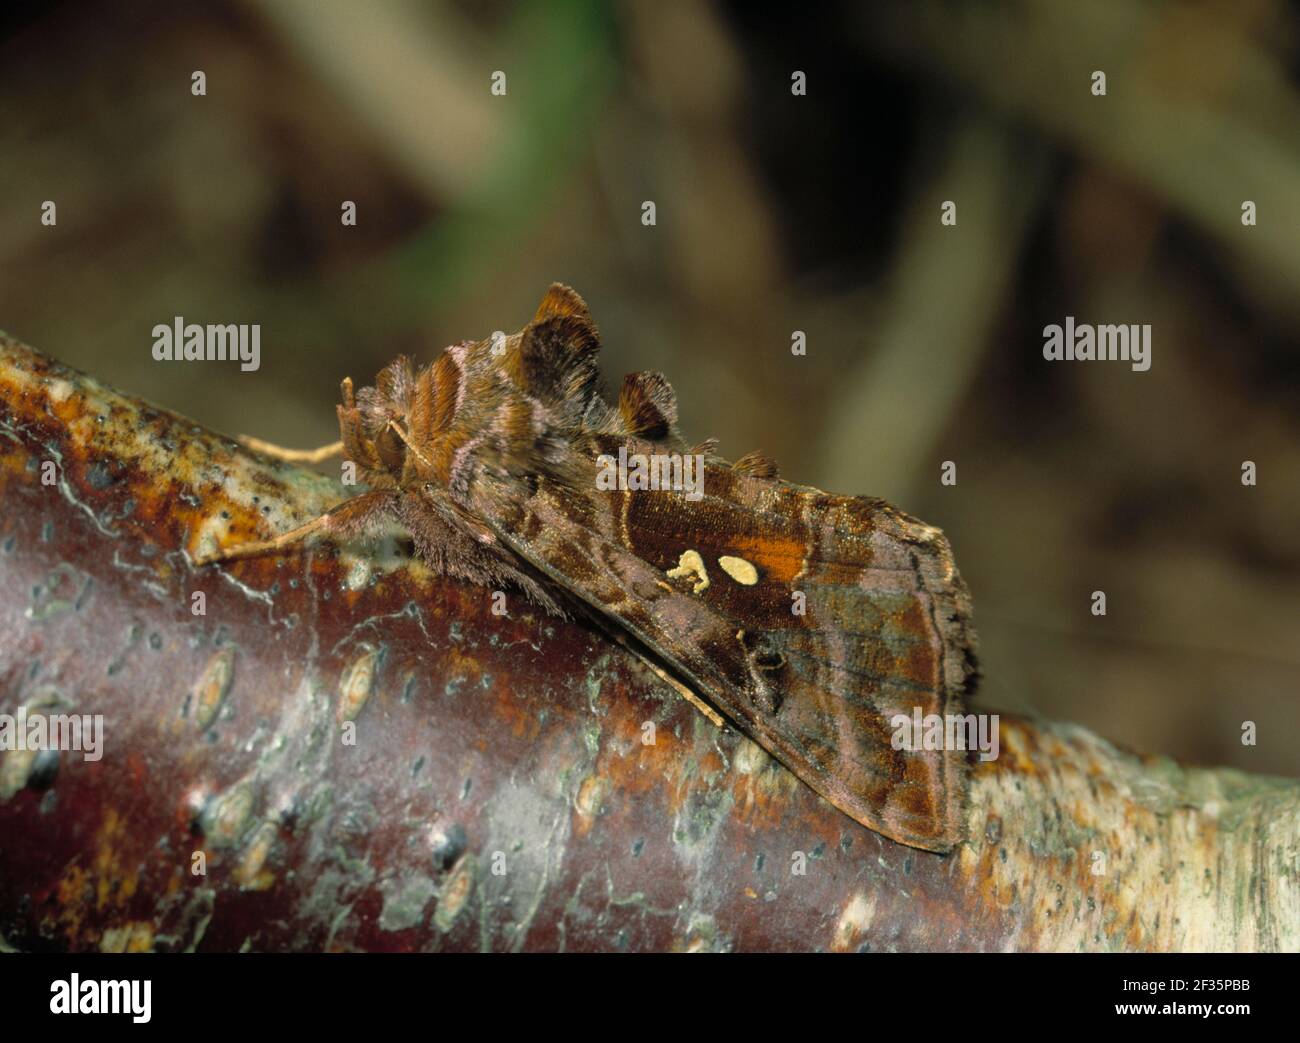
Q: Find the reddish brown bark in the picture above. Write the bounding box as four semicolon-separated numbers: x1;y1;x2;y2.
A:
0;333;1295;951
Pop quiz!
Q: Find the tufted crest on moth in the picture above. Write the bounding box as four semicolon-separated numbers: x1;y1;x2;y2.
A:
510;314;603;421
372;353;417;411
619;371;678;439
406;362;434;446
533;281;593;324
427;351;464;435
731;449;780;479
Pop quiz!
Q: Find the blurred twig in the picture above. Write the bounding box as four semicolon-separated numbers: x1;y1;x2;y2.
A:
820;114;1050;500
857;0;1300;314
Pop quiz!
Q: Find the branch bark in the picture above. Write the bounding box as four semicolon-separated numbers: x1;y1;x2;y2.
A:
0;333;1295;952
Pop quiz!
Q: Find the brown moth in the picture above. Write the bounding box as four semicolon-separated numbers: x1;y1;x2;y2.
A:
199;284;978;852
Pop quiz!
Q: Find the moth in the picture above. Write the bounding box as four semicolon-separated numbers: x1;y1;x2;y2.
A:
199;284;978;852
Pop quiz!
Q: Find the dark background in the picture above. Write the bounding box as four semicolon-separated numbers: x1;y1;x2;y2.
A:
1;0;1296;774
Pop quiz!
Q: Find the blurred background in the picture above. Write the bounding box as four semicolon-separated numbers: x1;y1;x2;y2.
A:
1;0;1296;774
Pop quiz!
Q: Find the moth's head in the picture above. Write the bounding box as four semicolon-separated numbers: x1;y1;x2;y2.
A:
335;355;431;484
336;285;596;475
332;283;676;491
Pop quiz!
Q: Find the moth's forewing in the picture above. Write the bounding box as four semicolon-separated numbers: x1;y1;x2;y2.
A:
474;460;976;853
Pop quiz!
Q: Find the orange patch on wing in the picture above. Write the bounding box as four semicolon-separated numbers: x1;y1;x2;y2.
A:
720;533;806;584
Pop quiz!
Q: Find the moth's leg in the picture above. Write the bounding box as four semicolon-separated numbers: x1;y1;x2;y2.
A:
608;632;725;728
193;490;395;565
236;434;345;464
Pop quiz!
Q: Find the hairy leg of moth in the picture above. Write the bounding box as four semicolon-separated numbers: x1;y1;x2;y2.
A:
607;631;725;728
236;434;345;463
194;490;395;565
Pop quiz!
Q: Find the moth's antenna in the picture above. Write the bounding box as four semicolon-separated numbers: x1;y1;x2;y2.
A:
386;419;433;469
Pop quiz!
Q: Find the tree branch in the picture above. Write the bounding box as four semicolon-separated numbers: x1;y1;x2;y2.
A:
0;332;1295;951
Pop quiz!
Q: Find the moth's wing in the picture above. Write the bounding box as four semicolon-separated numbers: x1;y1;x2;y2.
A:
629;463;977;853
473;471;975;853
